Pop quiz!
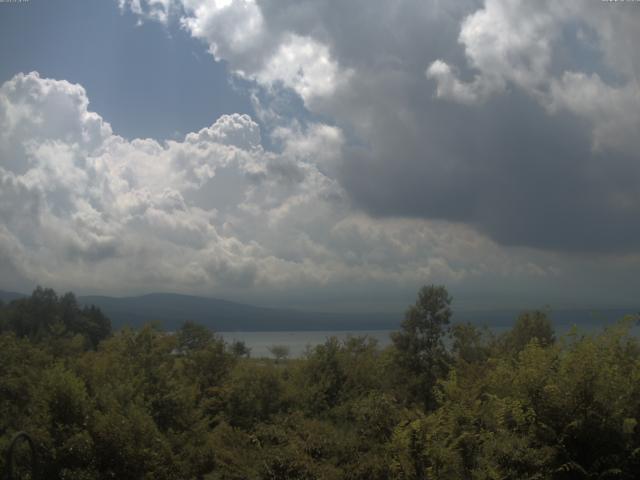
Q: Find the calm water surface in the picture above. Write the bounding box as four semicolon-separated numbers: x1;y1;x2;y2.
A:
221;317;637;358
219;330;393;358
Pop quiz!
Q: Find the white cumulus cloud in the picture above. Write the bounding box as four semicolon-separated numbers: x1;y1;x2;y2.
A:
2;72;531;305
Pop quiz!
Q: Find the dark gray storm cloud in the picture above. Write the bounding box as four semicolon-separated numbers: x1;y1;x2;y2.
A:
342;90;640;253
253;0;640;254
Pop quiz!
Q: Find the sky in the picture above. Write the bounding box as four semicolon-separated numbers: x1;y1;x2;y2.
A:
0;0;639;314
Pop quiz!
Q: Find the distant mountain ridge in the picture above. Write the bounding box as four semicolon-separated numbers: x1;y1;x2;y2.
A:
2;289;396;331
0;290;636;332
0;290;26;303
77;292;398;331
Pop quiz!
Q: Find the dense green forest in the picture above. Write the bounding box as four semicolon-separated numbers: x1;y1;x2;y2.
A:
1;286;640;479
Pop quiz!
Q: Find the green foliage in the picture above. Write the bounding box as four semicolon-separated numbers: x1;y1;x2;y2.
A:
451;322;492;364
268;344;291;363
177;320;214;351
229;339;251;358
391;284;452;409
1;285;640;479
499;309;555;354
0;287;111;348
222;362;287;428
295;335;388;417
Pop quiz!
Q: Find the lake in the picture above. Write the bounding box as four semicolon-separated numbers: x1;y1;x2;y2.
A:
220;313;639;358
219;330;394;358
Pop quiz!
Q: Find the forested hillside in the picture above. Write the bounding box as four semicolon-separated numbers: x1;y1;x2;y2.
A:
1;286;640;479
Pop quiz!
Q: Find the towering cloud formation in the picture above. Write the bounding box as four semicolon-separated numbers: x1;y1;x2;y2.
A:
3;72;544;305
